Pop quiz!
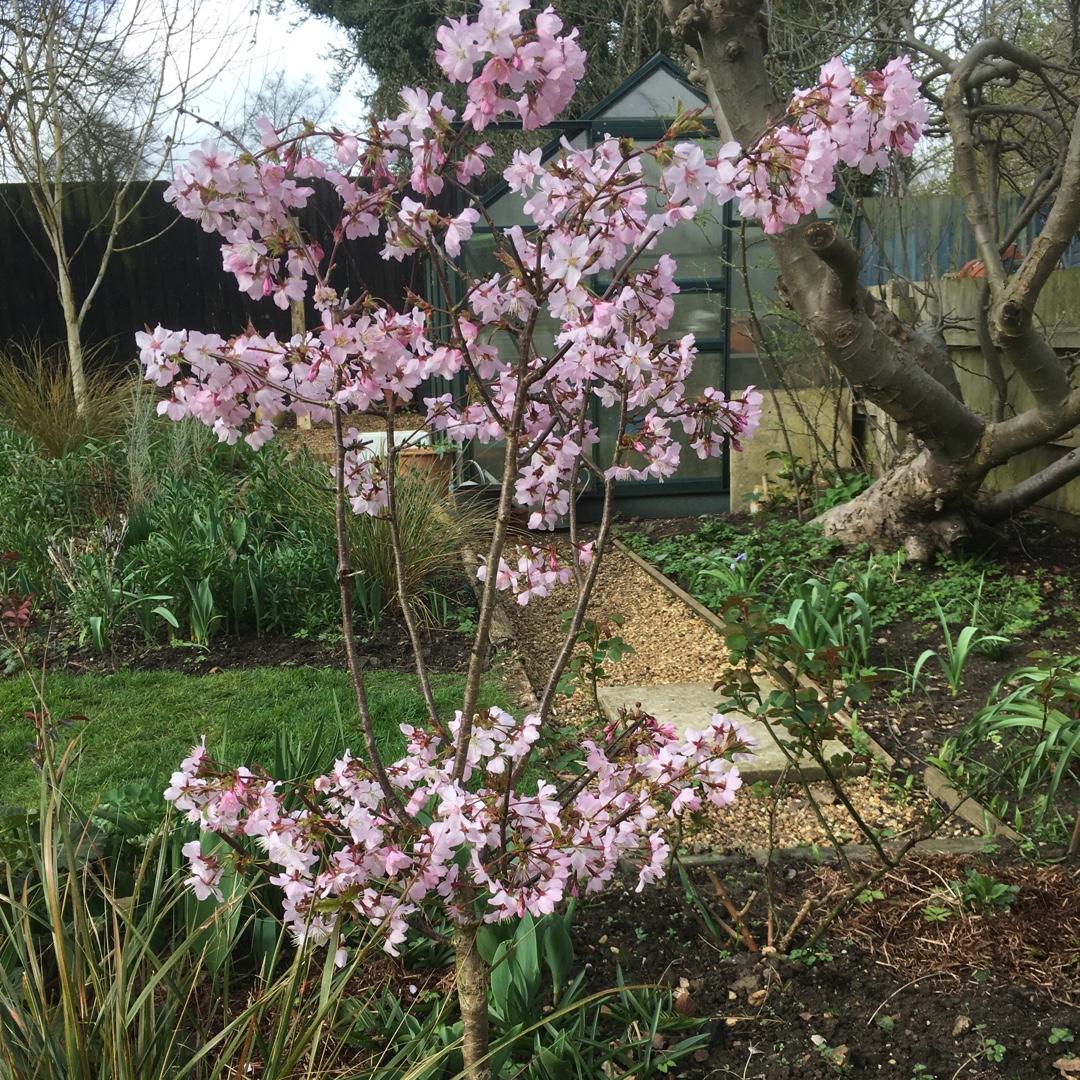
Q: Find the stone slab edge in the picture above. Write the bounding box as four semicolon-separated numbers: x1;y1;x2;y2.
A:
614;538;1023;843
621;834;1009;874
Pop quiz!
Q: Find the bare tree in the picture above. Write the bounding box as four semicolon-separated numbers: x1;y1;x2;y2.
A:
227;70;335;148
664;0;1080;556
0;0;219;412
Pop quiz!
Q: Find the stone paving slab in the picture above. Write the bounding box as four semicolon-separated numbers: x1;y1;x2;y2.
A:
595;682;866;783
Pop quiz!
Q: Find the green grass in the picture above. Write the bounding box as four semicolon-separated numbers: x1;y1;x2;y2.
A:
0;667;510;808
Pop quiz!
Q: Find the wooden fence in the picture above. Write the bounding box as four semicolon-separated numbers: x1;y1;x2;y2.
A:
0;180;419;370
854;193;1080;285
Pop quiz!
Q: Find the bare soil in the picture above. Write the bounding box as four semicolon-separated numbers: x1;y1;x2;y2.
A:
571;855;1080;1079
34;609;472;678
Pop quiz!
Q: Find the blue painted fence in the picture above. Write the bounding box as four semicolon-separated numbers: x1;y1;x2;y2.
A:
854;194;1080;286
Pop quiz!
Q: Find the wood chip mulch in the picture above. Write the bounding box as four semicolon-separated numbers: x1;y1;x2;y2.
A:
814;855;1080;1004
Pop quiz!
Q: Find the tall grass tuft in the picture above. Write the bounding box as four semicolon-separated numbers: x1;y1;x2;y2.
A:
0;739;208;1078
0;339;134;457
126;379;224;514
253;445;495;624
346;464;495;623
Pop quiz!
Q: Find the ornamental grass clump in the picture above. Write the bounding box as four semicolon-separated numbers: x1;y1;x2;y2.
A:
0;733;405;1080
258;443;497;625
0;339;133;457
139;1;924;1071
0;693;204;1080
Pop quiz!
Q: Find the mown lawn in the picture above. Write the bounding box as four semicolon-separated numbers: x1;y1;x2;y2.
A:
0;667;509;808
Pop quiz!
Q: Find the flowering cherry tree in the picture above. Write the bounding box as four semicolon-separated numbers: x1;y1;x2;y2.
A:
142;1;925;1072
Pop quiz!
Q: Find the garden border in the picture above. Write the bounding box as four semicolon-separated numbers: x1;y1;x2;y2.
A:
612;538;1024;847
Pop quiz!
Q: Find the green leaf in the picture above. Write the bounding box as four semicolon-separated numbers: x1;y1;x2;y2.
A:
846;680;872;703
489;939;514;1020
252;915;281;977
512;911;540;994
476;921;511;965
183;834;246;974
543;911;575;997
228;514;248;551
152;604;179;629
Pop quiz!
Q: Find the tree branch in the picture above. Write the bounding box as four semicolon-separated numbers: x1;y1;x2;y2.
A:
689;10;988;463
778;222;986;459
943;39;1075;410
975;445;1080;522
988;389;1080;461
1002;99;1080;325
943;43;1010;292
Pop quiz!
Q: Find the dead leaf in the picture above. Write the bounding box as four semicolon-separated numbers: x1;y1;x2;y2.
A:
674;988;695;1016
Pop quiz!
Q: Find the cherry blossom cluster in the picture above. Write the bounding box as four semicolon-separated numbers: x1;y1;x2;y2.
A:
166;707;756;958
713;55;928;234
144;1;927;535
638;56;926;236
477;539;594;605
434;0;586;130
143;127;766;532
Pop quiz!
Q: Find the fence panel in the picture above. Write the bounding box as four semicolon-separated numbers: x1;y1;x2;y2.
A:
0;181;416;370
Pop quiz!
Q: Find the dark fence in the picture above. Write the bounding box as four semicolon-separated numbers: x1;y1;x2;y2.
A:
0;180;420;370
13;181;1076;373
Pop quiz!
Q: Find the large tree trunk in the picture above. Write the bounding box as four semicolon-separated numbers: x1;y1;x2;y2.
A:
666;0;1080;554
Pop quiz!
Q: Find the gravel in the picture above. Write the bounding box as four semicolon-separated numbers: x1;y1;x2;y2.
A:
505;547;954;853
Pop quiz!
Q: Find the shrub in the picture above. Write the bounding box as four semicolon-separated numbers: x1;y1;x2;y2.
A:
0;428;128;596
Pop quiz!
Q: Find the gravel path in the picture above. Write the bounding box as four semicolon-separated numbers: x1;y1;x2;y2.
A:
505;547;959;852
505;547;731;714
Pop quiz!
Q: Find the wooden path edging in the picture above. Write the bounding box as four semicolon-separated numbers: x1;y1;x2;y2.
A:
613;539;1024;844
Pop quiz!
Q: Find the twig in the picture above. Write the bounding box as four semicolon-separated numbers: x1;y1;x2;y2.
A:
331;395;408;822
778;898;814;953
865;972;945;1027
707;870;760;952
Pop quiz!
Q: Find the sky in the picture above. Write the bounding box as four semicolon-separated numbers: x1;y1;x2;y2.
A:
178;0;371;151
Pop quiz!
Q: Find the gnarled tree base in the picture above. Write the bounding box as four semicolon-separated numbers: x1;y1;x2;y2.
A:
813;449;981;561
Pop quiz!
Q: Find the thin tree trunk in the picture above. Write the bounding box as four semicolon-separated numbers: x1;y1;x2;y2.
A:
59;271;88;416
453;899;491;1080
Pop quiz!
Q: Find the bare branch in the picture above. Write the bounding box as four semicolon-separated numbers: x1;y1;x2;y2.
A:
976;446;1080;522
